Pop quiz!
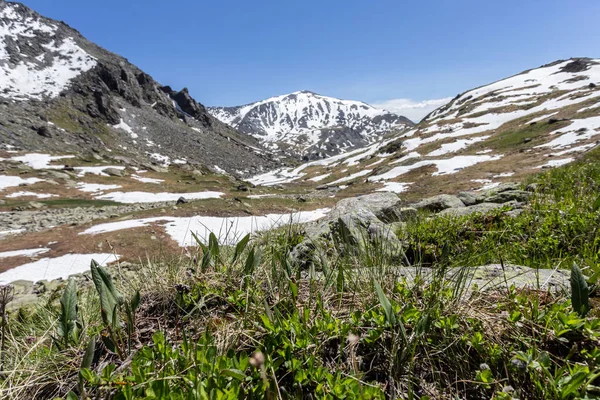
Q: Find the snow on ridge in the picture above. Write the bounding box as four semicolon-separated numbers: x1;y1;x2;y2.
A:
0;3;97;100
209;91;411;147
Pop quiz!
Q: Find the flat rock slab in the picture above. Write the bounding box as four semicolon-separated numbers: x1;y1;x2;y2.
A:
304;264;569;294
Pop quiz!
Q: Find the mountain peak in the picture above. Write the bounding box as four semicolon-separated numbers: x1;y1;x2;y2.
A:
208;92;413;160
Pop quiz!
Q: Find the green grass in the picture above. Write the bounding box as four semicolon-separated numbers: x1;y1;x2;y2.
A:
2;155;600;399
400;152;600;272
479;120;571;151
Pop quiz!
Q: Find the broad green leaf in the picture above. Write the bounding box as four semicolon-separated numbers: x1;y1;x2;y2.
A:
374;280;396;326
91;260;123;326
58;278;78;346
131;291;141;312
81;337;96;370
232;234;251;264
593;194;600;211
209;232;220;258
571;263;590;317
220;368;246;381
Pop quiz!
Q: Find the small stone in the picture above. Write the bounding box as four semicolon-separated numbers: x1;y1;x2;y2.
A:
176;197;188;205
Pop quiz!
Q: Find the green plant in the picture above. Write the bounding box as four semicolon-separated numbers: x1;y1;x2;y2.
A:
90;261;140;359
54;278;80;349
571;263;590;317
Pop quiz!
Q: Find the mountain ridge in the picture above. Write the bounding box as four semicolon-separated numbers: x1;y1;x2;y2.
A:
208;90;414;160
0;0;276;176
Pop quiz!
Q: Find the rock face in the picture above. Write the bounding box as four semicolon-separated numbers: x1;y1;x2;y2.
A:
0;1;276;176
209;91;414;160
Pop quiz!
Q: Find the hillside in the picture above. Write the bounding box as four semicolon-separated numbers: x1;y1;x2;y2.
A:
0;1;275;175
208;90;414;160
249;58;600;200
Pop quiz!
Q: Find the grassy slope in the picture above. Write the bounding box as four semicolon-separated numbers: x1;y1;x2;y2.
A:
1;150;600;399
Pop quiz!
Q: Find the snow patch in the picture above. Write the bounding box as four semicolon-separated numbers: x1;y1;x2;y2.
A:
0;253;120;284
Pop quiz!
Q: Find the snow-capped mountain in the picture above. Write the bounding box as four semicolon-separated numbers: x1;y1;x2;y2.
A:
209;91;413;159
0;1;276;175
250;58;600;200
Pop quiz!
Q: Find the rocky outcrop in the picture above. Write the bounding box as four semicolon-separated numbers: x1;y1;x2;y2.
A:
0;1;277;176
290;192;403;269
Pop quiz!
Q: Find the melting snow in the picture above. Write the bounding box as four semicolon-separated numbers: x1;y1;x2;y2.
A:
537;158;574;168
537;116;600;149
94;191;224;204
370;155;503;181
76;183;122;193
131;175;164;184
113;119;138;139
0;248;49;259
0;12;96;101
308;173;331;182
0;175;44;191
376;182;411;194
426;136;490;157
10;153;75;169
80;209;330;246
329;170;372;185
5;191;56;198
0;253;120;284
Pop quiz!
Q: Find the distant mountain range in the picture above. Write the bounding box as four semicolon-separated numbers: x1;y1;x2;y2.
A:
250;58;600;200
0;0;598;188
208;91;413;160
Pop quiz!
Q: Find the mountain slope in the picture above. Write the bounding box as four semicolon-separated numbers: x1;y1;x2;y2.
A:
249;58;600;200
209;90;413;160
0;1;275;176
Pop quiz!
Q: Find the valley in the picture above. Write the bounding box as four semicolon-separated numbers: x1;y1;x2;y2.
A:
0;0;600;398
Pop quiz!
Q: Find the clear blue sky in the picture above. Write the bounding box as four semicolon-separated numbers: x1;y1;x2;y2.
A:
17;0;600;109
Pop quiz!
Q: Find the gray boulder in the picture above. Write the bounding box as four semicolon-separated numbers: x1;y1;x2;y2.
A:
485;190;531;204
377;206;418;223
102;167;126;177
439;202;509;217
329;192;400;218
457;191;479;206
412;194;465;212
290;193;403;269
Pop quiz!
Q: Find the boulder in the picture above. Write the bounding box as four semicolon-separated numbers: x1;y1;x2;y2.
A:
439;202;508;217
44;170;72;180
377;206;418;223
176;196;188;205
102;167;126;177
457;191;479;206
329;192;400;218
290;193;402;269
485;190;531;204
36;125;52;138
412;194;465;212
11;280;33;295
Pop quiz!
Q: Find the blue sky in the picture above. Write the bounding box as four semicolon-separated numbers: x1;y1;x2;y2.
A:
18;0;600;119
